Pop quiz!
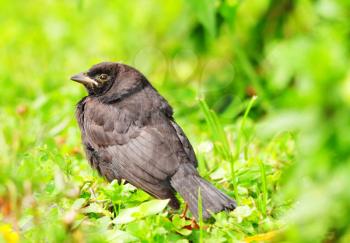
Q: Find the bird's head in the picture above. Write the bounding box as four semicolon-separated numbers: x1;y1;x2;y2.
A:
71;62;147;102
70;62;119;95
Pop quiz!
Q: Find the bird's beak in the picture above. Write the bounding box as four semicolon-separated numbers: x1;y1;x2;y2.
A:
70;72;98;86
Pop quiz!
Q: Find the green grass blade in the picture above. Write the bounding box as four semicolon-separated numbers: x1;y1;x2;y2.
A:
258;160;267;216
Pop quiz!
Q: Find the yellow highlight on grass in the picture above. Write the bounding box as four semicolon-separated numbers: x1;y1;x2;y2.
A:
0;224;19;243
244;230;278;243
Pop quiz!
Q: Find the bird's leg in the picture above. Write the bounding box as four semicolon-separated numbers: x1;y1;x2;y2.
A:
190;217;200;229
180;203;188;218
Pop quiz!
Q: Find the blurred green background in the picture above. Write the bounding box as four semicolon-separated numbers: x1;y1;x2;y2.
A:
0;0;350;242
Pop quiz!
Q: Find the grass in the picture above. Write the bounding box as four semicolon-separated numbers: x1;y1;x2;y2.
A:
5;0;349;241
0;90;294;242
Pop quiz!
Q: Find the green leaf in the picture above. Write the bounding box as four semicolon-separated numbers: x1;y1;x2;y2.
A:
232;205;253;223
187;0;216;36
81;203;111;216
172;215;191;229
71;198;86;210
113;199;169;225
176;228;192;236
107;229;138;243
139;198;170;215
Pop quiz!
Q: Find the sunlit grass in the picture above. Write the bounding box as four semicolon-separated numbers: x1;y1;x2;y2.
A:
0;92;294;242
1;0;349;241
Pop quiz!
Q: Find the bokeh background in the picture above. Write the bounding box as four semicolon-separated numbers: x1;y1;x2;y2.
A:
1;0;350;242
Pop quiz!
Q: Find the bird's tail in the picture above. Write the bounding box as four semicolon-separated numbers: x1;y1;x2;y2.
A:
170;164;236;220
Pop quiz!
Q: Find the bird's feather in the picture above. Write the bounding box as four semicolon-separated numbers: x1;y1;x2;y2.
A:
79;96;187;207
74;62;235;218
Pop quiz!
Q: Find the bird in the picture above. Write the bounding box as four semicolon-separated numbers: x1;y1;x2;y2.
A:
71;62;236;220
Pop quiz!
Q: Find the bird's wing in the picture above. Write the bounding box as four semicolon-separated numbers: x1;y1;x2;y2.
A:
169;120;198;167
155;91;198;167
82;100;184;200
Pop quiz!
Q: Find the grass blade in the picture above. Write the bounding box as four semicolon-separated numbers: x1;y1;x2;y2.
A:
258;160;267;216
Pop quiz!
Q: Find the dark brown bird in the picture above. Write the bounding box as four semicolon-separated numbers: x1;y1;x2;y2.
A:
71;62;236;220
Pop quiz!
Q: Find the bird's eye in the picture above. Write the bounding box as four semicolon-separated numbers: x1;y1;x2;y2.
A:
99;74;108;81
